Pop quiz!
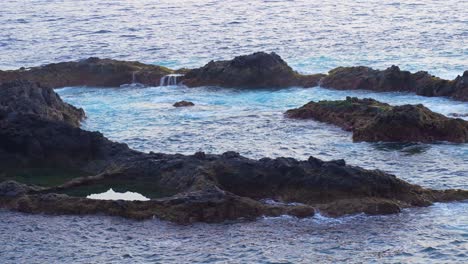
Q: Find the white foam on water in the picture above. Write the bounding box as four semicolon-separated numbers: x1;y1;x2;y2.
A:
86;188;150;201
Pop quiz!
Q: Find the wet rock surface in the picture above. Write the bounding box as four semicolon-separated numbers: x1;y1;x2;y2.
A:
321;66;468;101
182;52;325;88
286;97;468;143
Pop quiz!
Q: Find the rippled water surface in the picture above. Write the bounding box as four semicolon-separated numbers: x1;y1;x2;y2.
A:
1;0;467;79
1;0;468;263
1;202;467;263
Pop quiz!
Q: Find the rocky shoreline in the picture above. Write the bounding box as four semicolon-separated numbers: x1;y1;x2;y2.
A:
0;80;467;223
1;52;466;101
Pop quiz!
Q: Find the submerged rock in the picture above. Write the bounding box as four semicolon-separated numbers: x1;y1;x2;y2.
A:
182;52;325;88
0;80;85;127
173;100;195;107
320;66;468;101
0;57;173;88
286;97;468;143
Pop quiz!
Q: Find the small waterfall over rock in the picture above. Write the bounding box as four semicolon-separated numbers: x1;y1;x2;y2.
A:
120;71;144;88
160;74;183;86
132;71;137;83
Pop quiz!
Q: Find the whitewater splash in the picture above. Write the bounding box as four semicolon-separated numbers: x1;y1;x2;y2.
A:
160;74;183;86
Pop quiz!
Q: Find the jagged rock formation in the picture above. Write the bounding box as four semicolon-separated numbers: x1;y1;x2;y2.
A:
286;97;468;143
182;52;325;88
0;80;84;126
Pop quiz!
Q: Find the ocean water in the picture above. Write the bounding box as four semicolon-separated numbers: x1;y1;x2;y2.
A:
1;0;467;263
0;0;467;79
1;202;467;263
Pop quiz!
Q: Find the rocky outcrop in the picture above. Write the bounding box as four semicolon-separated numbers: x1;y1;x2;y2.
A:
173;100;195;107
286;97;468;143
0;106;467;223
0;57;173;88
321;66;468;101
452;71;468;101
353;104;468;143
0;80;84;126
0;110;132;169
182;54;466;100
182;52;325;88
1;54;466;101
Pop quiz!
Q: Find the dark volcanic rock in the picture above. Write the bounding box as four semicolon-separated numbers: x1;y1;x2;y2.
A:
286;97;468;143
321;66;414;92
353;104;468;143
0;186;315;223
182;52;325;88
320;66;468;101
0;80;85;126
286;97;388;131
173;100;195;107
0;111;133;169
452;71;468;101
0;57;173;88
